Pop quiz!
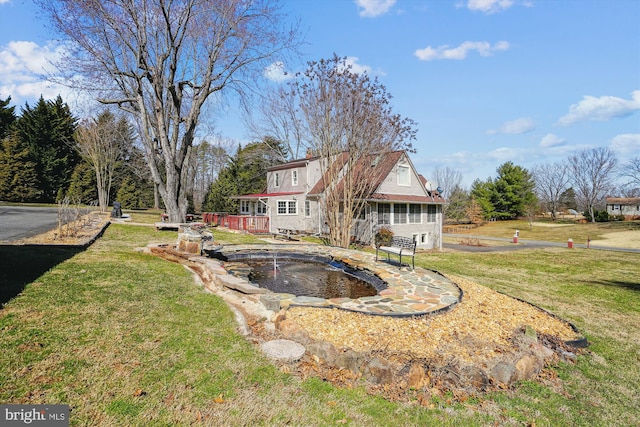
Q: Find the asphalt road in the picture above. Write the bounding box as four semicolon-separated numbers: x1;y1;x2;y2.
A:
0;206;60;242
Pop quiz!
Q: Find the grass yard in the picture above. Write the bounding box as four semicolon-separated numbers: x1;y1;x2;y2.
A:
446;218;640;248
1;223;638;426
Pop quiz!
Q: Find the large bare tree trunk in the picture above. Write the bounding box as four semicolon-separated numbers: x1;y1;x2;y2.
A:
40;0;298;222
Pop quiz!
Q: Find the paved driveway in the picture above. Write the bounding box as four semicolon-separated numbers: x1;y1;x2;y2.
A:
0;206;59;242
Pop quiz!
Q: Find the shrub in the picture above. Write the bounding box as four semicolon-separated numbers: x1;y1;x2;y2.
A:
374;226;394;247
583;209;611;222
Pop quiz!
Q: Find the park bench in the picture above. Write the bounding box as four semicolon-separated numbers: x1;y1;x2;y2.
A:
272;228;299;241
375;236;416;269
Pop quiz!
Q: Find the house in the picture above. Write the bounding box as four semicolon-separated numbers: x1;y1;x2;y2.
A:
606;197;640;220
234;150;446;249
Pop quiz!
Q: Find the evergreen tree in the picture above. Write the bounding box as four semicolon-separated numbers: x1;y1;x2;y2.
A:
470;178;495;220
0;135;40;202
491;162;536;220
203;139;286;213
66;161;98;204
14;95;79;202
559;187;577;211
0;96;17;140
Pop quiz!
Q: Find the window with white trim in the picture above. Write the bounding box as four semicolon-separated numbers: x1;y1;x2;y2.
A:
426;205;437;222
421;233;428;244
409;204;421;223
377;203;391;225
292;169;299;186
240;200;250;214
394;203;407;224
275;172;280;187
257;202;267;215
304;200;310;217
277;200;297;215
397;165;410;186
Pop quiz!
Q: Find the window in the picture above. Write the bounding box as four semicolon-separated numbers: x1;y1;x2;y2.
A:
394;203;407;224
240;200;250;214
426;205;437;222
409;204;421;223
412;233;418;243
397;165;410;186
277;200;297;215
257;202;267;215
275;172;280;187
304;200;310;217
421;233;428;244
377;203;391;225
292;170;299;186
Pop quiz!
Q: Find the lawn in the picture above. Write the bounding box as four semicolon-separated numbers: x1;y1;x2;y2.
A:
1;223;638;426
445;218;640;246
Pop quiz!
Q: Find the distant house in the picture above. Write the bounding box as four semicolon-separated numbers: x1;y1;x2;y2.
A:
606;197;640;220
234;150;445;249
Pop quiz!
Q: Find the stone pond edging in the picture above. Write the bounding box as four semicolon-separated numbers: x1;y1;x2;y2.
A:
146;242;585;393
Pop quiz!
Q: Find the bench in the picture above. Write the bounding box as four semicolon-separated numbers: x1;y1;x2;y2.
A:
376;236;416;269
272;228;299;241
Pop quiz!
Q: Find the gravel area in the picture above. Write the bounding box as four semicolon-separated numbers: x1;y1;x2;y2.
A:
286;274;581;366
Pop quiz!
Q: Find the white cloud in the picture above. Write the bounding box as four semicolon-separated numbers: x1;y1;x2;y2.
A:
0;0;12;4
414;40;509;61
343;56;372;74
466;0;514;14
487;117;534;135
0;40;69;104
557;90;640;126
539;133;566;148
263;61;292;83
355;0;396;17
610;133;640;156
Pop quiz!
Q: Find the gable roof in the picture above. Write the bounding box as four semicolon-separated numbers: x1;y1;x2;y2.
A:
307;151;404;196
607;197;640;205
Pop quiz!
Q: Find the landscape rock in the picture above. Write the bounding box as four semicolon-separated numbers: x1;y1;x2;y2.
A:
334;349;362;373
260;339;306;362
365;357;394;385
490;361;516;386
406;362;428;388
306;341;339;364
277;319;311;342
515;353;541;381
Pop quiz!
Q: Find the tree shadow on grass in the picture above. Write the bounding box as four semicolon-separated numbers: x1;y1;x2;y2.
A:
0;245;83;307
589;280;640;293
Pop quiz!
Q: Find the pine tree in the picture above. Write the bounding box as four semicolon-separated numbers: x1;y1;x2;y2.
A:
0;96;17;140
14;95;79;202
0;135;40;202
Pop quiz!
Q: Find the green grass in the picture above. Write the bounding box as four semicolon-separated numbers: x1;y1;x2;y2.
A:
1;224;638;426
448;218;640;244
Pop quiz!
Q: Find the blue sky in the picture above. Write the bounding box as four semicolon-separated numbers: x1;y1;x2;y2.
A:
1;0;639;188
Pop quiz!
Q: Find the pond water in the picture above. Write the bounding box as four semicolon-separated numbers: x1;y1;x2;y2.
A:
219;251;385;299
246;259;378;299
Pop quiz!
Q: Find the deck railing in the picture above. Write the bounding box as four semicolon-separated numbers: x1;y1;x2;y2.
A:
202;212;270;233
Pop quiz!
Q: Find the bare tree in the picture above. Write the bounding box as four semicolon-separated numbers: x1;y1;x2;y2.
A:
244;85;307;161
445;184;469;223
532;160;571;221
191;138;231;212
431;167;463;219
619;157;640;192
287;55;416;248
569;147;618;223
39;0;298;222
73;111;129;212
